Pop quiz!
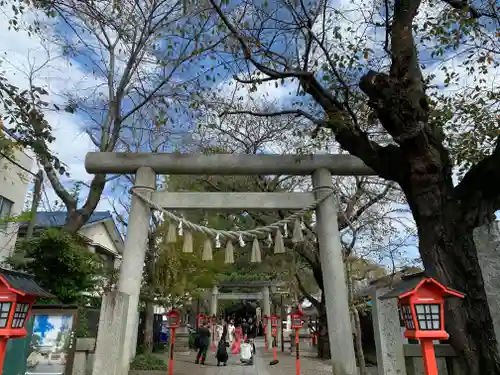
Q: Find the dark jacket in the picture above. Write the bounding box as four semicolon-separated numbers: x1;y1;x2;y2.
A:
197;326;211;347
216;340;229;361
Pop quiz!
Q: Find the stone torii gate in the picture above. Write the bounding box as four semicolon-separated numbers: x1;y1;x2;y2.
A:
85;152;375;375
208;280;286;346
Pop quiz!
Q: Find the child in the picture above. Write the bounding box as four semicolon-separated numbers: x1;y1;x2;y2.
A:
216;338;229;366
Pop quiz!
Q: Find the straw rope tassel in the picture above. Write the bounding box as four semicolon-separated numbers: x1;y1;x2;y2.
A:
251;238;262;263
202;238;213;261
274;230;285;254
166;222;177;243
225;241;234;264
182;230;193;253
292;218;304;243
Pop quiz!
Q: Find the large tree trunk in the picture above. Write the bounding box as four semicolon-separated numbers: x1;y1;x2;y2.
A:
415;211;500;374
316;306;331;360
143;300;155;354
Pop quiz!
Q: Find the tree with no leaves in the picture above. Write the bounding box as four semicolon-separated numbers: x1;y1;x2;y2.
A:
194;92;415;362
1;0;224;232
206;0;500;373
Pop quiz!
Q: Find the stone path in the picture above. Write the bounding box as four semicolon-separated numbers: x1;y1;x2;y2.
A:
148;338;377;375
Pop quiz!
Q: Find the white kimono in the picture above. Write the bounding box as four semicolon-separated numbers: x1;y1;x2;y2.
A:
227;323;235;343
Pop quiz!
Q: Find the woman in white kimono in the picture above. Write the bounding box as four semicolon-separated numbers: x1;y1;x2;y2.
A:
227;320;235;344
215;321;224;343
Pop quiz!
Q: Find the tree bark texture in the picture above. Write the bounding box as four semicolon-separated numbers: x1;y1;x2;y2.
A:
317;308;331;360
144;300;155;354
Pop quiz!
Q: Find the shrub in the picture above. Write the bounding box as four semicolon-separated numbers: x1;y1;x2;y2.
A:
130;354;168;371
9;228;104;304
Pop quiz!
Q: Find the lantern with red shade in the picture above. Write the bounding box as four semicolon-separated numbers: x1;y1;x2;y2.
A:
0;268;54;371
290;309;305;375
197;313;207;328
263;314;270;328
270;314;280;361
167;309;180;329
262;315;270;351
271;314;279;328
291;310;304;330
167;309;181;375
380;274;465;375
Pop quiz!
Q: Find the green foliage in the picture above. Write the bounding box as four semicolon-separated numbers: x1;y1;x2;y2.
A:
74;307;90;338
9;229;104;304
153;226;227;299
130;354;168;371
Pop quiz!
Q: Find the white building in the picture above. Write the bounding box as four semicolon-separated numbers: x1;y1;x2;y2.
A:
0;148;34;262
18;210;123;270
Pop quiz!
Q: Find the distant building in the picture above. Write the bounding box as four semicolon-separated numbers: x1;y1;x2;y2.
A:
0;149;34;262
17;211;124;270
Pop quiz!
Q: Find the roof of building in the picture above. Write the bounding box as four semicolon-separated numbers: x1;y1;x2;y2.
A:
19;211;124;255
0;268;54;298
24;211;112;228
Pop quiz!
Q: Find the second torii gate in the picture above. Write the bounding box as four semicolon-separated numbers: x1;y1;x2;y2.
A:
86;152;375;375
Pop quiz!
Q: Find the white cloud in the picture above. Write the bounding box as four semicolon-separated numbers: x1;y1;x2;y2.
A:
0;10;114;212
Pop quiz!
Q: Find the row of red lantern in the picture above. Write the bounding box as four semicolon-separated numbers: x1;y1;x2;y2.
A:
164;311;307;330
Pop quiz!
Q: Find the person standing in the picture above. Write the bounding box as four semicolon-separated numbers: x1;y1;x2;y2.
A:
227;319;235;344
195;323;211;365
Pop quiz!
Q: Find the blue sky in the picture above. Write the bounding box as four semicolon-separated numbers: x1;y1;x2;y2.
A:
0;0;497;269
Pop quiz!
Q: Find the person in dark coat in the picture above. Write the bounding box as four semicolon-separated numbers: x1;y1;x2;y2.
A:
216;338;230;366
195;324;211;365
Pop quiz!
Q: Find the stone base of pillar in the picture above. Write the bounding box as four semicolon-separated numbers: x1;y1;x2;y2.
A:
92;291;130;375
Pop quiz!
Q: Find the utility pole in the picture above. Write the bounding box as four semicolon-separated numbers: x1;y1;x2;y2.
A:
26;170;44;239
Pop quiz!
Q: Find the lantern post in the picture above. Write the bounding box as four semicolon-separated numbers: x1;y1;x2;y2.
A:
271;314;280;362
210;314;217;353
0;269;53;371
291;310;305;375
380;277;465;375
167;309;181;375
263;315;269;352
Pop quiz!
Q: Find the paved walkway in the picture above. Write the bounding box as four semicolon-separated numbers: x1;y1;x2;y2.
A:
151;338;378;375
144;338;378;375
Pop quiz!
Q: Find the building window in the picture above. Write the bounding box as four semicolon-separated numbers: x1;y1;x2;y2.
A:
0;196;13;228
11;302;30;328
0;302;12;328
415;304;441;330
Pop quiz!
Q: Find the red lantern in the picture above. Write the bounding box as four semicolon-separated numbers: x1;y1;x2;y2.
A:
290;309;305;375
291;310;304;329
262;315;270;351
263;314;270;328
380;276;465;375
167;309;180;329
0;269;53;370
270;314;280;360
197;313;207;328
271;314;280;328
167;309;182;375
